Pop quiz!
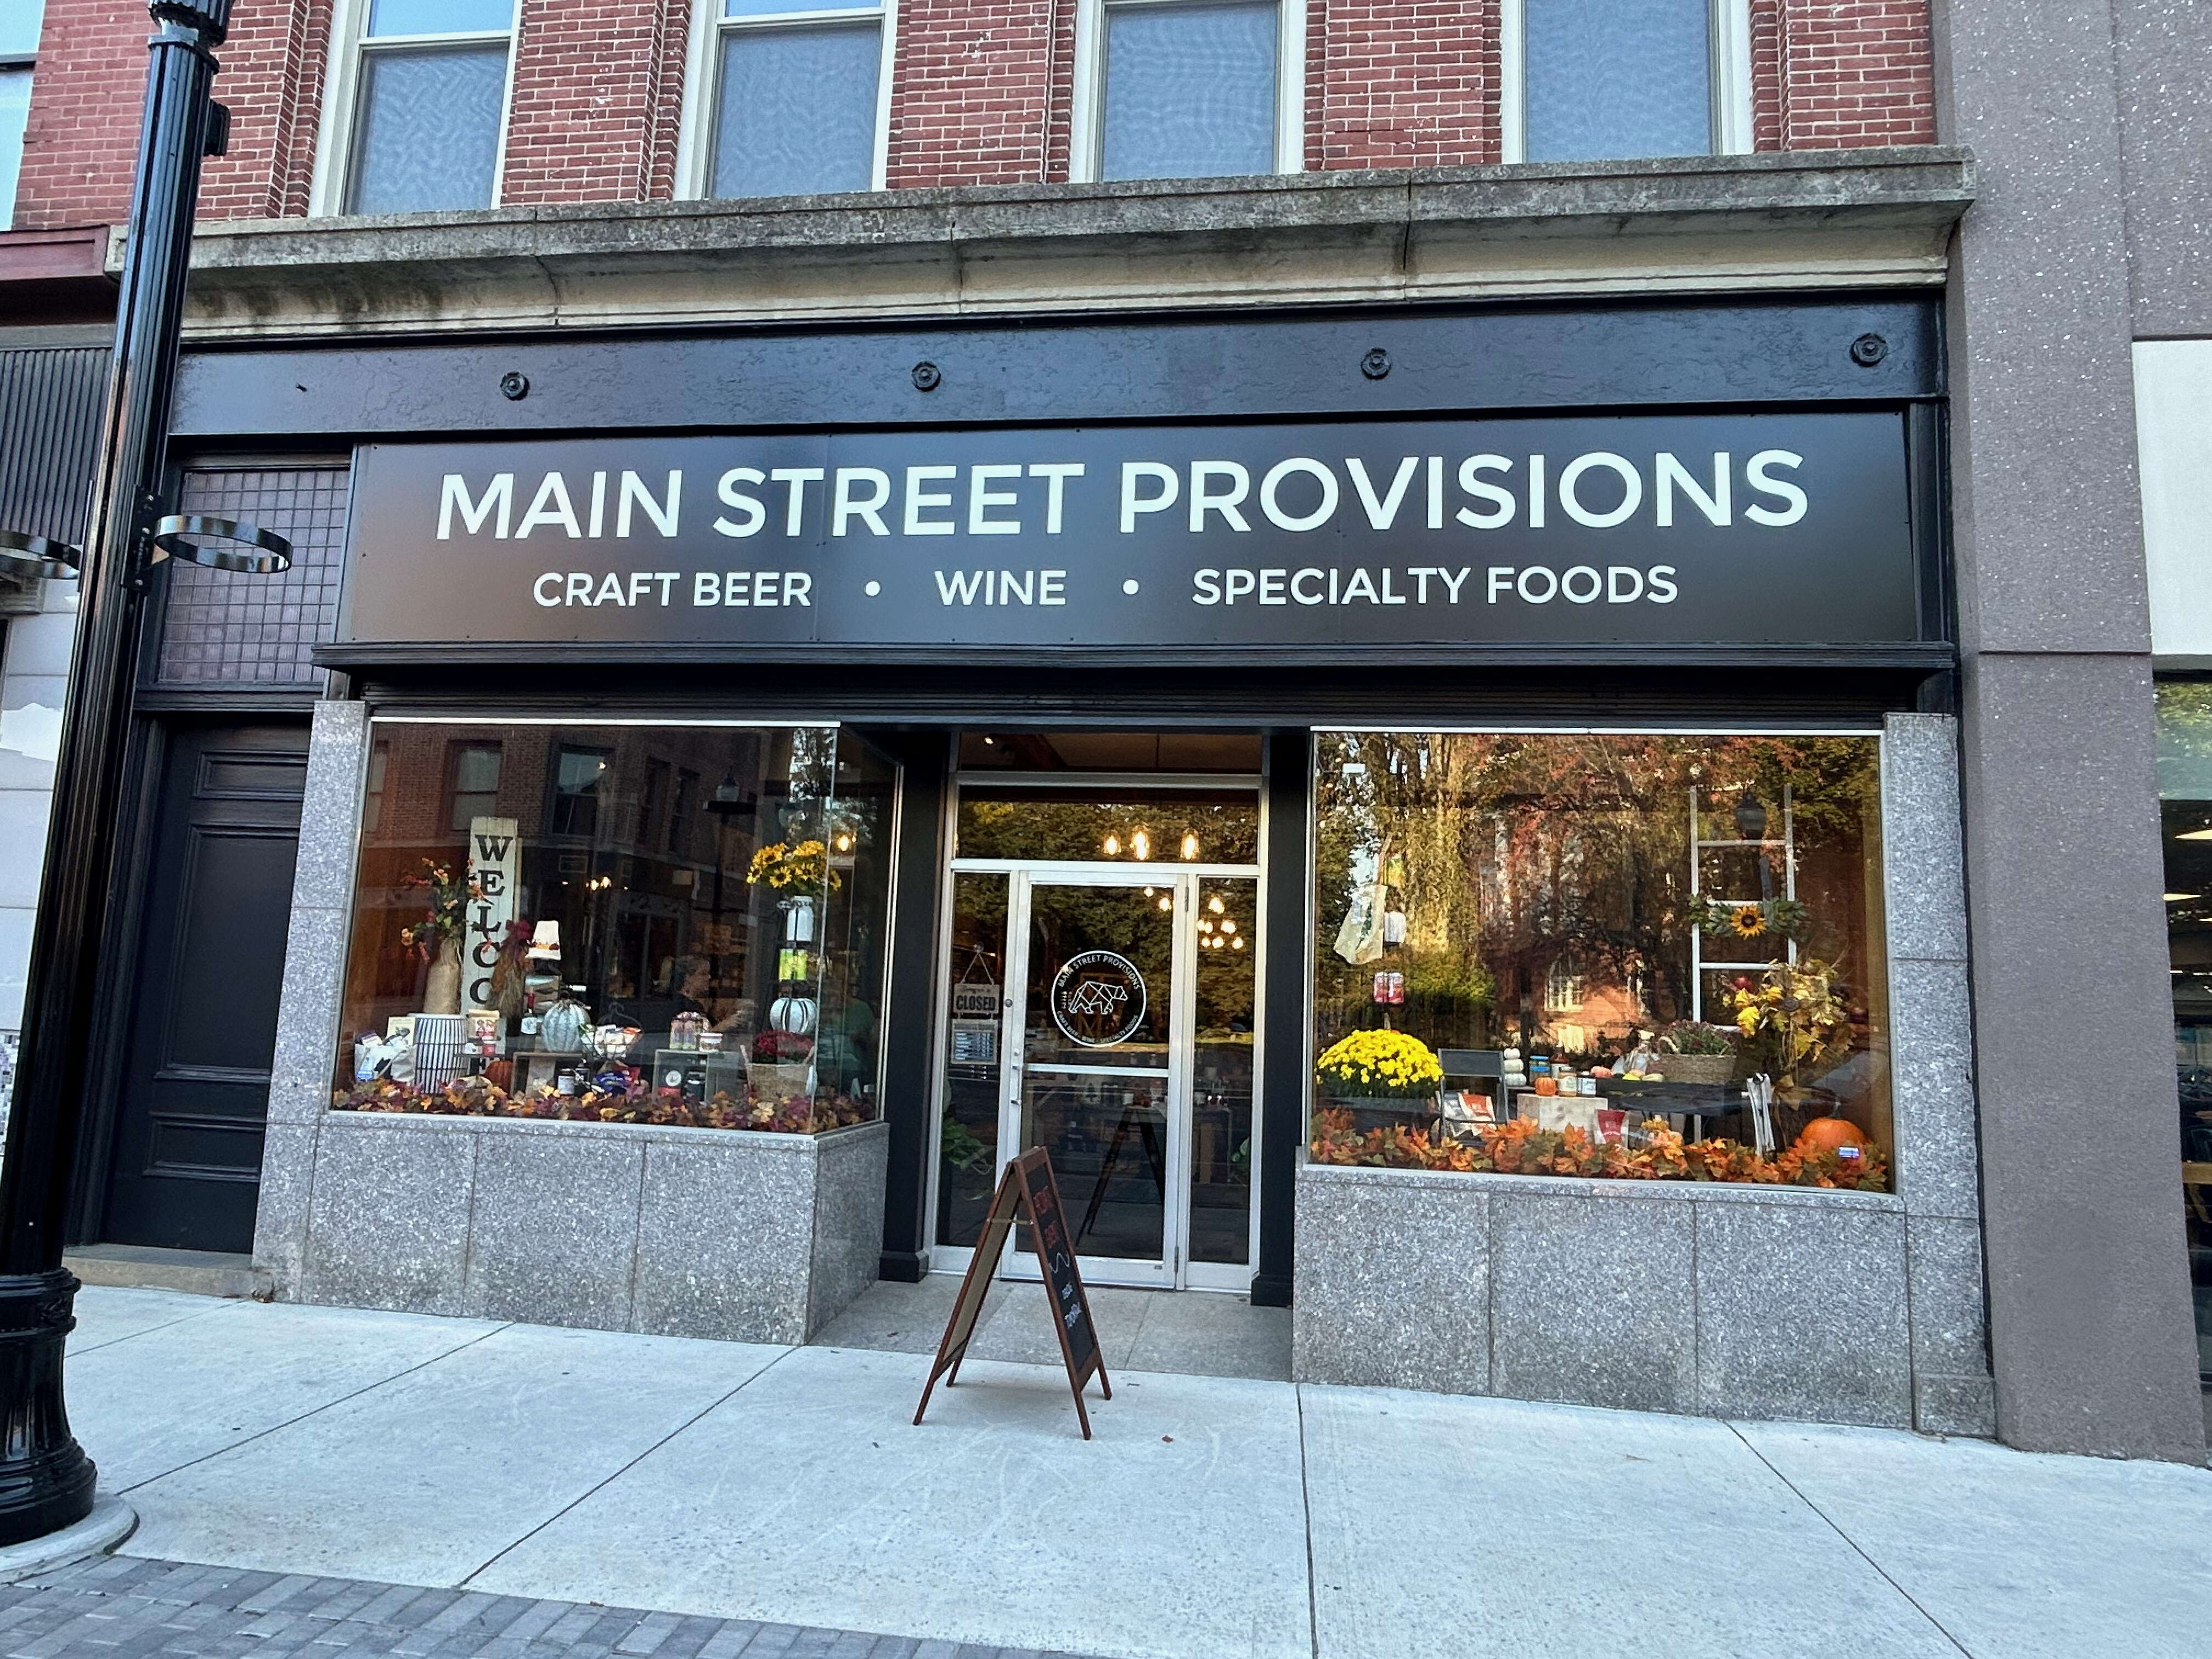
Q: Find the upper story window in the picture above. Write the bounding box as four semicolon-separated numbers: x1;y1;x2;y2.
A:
1503;0;1752;163
0;0;42;229
551;746;611;840
325;0;517;215
691;0;893;199
447;741;503;833
1075;0;1303;183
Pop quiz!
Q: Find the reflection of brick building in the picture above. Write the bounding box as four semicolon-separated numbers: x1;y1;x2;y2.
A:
343;725;793;1060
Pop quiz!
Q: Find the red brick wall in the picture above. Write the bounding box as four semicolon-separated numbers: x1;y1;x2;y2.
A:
12;2;147;230
503;0;690;205
198;0;334;219
1313;0;1498;170
15;0;334;228
886;0;1058;188
13;0;1942;231
1750;0;1786;151
1776;0;1936;148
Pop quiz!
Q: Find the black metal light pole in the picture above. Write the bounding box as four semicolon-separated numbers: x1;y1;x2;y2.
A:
0;1;266;1546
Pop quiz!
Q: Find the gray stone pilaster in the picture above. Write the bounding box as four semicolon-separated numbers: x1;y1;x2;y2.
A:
254;696;370;1295
1882;713;1996;1436
1936;0;2205;1459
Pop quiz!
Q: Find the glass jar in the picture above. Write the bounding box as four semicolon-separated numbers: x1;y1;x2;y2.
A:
670;1009;706;1051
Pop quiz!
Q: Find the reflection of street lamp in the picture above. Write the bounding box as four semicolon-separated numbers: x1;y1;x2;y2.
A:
0;2;285;1548
708;771;750;815
1734;790;1769;841
706;770;752;975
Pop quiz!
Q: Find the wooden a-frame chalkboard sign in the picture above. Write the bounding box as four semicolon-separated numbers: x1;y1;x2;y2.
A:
913;1146;1111;1438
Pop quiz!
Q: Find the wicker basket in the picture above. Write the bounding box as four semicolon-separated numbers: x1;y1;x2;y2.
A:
1655;1051;1736;1086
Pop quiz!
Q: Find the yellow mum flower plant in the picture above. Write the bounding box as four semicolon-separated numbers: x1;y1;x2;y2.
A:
1316;1029;1444;1101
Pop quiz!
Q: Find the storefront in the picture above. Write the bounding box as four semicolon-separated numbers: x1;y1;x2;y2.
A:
193;292;1988;1432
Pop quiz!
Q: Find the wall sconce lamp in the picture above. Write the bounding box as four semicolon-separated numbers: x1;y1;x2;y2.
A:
0;530;82;580
150;514;292;574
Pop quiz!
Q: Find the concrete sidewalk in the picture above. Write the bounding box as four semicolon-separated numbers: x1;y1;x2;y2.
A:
55;1286;2212;1659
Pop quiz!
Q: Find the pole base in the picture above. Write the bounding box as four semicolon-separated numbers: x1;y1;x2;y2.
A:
0;1270;98;1548
0;1493;134;1584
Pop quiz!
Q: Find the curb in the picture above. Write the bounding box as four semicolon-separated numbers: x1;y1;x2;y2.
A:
0;1495;138;1585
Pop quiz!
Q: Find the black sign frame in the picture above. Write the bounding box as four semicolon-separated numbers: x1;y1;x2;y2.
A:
914;1146;1109;1439
331;404;1935;662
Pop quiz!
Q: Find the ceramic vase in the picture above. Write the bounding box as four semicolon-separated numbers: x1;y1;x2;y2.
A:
423;938;463;1015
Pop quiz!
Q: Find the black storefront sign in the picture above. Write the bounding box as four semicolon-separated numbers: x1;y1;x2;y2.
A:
338;410;1920;652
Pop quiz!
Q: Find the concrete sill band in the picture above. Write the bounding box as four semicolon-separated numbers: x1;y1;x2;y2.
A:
171;148;1976;337
318;1107;879;1152
1301;1158;1908;1209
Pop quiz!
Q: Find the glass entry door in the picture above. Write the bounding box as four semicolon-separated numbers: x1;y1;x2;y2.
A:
1001;870;1192;1288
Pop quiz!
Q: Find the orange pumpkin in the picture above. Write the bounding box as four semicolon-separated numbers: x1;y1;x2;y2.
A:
1795;1116;1870;1156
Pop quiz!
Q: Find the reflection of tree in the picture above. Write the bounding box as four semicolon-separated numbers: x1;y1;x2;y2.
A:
959;796;1259;864
1313;734;1881;1062
1030;888;1174;1042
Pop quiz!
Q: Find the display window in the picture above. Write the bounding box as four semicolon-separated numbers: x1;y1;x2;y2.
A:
331;719;896;1135
1309;730;1893;1190
2153;682;2212;1387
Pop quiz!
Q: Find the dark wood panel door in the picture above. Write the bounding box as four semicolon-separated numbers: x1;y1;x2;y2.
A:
103;721;309;1252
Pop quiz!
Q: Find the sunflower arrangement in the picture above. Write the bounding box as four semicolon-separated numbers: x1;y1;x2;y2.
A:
745;838;842;891
1315;1029;1444;1100
1686;895;1810;942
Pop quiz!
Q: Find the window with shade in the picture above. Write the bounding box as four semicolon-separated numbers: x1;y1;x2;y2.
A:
1506;0;1751;163
0;0;41;230
334;0;515;215
1086;0;1291;183
701;0;890;199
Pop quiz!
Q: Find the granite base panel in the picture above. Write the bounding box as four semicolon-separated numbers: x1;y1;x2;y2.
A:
278;1113;888;1345
1294;1163;1984;1435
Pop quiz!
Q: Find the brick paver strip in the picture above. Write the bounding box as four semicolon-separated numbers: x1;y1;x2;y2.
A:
0;1561;1115;1659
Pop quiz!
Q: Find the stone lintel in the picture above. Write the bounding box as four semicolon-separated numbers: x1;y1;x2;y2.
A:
175;148;1976;340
